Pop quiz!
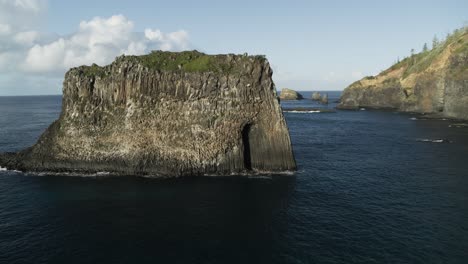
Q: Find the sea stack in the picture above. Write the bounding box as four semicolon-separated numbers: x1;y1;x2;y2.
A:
338;28;468;119
311;92;321;101
0;51;297;176
320;93;329;104
279;88;304;100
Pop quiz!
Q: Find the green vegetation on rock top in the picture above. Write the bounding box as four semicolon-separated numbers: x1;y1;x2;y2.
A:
383;27;467;79
79;63;107;78
126;50;266;73
74;50;268;78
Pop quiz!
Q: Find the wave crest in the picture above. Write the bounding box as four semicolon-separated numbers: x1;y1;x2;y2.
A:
416;138;450;143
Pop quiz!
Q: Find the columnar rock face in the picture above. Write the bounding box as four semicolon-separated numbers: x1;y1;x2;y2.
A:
0;51;297;176
338;29;468;119
279;88;303;100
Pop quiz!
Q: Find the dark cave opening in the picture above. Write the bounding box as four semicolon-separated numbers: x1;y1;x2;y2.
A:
242;124;253;170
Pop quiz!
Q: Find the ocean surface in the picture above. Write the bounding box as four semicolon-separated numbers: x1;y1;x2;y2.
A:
1;92;468;263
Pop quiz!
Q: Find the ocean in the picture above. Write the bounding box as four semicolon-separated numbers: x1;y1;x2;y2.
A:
1;92;468;263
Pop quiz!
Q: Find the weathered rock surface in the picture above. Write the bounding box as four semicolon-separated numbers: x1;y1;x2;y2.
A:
279;88;303;100
0;51;296;176
311;92;321;101
338;28;468;119
320;93;329;104
311;92;328;104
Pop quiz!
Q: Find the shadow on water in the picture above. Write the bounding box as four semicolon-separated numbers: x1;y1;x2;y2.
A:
0;174;297;264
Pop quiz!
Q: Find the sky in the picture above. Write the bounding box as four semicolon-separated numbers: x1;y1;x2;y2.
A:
0;0;467;95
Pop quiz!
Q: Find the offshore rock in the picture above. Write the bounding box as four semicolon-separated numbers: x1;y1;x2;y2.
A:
279;88;303;100
311;92;321;101
338;28;468;119
311;92;328;104
0;51;296;176
320;93;329;104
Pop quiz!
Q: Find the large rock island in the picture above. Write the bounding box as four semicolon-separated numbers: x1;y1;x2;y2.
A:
338;28;468;119
0;51;296;176
279;88;304;100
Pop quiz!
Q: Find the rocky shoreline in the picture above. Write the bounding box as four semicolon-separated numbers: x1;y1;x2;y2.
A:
338;28;468;120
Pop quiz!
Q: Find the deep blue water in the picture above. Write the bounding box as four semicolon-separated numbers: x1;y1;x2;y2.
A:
1;93;468;263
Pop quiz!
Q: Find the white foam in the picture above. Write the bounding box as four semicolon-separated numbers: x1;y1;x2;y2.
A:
284;110;321;113
409;117;418;120
1;168;295;178
95;171;111;176
416;138;448;143
0;167;23;174
449;124;468;128
23;171;115;178
360;108;366;111
204;170;295;178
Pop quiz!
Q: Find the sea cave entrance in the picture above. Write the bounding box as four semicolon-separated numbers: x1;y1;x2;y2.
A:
242;124;253;170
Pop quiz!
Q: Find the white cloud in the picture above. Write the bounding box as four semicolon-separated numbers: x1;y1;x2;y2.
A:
0;2;191;94
0;23;12;35
0;0;46;30
14;31;40;45
11;0;43;12
145;29;163;41
164;30;190;50
0;0;44;12
144;28;189;51
25;38;66;72
21;15;191;73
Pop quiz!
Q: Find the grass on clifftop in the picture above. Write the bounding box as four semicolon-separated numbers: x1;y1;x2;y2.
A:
137;51;215;72
77;50;267;78
130;50;266;73
382;27;467;79
80;63;107;78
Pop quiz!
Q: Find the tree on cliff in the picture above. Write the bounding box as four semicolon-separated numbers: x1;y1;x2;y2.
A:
423;43;428;52
432;35;440;49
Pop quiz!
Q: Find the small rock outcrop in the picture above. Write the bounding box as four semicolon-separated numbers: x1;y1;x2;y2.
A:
0;51;297;176
320;93;329;104
311;92;321;101
338;28;468;119
311;92;328;104
279;88;304;100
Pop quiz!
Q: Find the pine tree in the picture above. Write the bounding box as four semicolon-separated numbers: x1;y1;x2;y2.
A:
423;43;428;52
432;35;439;49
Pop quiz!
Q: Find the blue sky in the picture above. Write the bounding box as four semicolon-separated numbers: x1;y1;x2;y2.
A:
0;0;466;95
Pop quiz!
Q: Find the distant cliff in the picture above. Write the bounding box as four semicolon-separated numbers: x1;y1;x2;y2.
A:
0;51;296;176
339;28;468;120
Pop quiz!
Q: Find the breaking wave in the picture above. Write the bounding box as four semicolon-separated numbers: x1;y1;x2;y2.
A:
416;138;450;143
284;110;322;113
